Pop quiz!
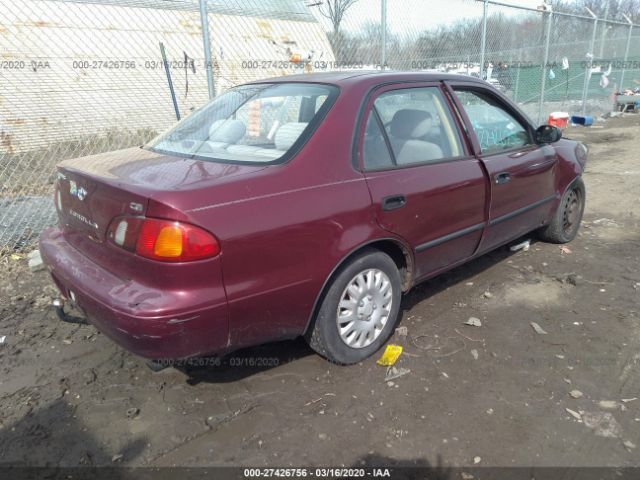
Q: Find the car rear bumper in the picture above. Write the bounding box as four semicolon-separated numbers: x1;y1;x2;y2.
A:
39;227;230;359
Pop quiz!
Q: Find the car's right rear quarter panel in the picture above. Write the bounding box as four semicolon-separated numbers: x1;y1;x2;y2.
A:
188;82;382;349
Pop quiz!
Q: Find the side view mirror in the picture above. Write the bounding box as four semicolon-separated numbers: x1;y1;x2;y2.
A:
535;125;562;144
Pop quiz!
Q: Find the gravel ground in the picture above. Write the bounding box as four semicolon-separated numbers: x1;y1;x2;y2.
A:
1;115;639;469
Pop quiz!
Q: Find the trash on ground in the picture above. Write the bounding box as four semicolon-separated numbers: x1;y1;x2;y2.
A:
471;349;479;360
395;326;408;337
598;400;618;410
530;322;548;335
0;336;5;344
565;408;582;421
621;398;638;403
560;246;572;255
482;291;493;299
582;411;622;438
593;218;619;227
464;317;482;327
623;440;637;451
376;344;403;366
384;366;411;382
111;454;124;463
569;390;583;399
28;250;45;273
473;456;481;464
126;407;140;419
10;254;22;261
510;239;531;252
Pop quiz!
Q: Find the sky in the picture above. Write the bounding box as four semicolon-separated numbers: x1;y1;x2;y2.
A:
310;0;553;34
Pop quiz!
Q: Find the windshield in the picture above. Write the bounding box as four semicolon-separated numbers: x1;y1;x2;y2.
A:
146;83;338;163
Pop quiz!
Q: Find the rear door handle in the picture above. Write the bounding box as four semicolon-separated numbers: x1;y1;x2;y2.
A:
381;194;406;211
495;172;511;184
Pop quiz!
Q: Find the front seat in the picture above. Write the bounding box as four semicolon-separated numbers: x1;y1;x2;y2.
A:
387;109;443;165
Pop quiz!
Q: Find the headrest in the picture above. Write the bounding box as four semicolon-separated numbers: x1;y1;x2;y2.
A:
209;119;246;144
274;122;308;151
389;109;433;139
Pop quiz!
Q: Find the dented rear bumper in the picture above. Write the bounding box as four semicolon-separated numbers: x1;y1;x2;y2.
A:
39;227;229;359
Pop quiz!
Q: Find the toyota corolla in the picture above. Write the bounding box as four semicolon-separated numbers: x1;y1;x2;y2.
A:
40;71;587;364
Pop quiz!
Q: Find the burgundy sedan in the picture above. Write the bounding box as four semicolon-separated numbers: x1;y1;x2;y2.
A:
40;72;587;364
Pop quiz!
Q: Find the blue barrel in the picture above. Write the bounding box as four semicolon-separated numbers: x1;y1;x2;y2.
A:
571;115;594;126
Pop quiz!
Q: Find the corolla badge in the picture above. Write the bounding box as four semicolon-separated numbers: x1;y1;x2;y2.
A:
69;180;88;201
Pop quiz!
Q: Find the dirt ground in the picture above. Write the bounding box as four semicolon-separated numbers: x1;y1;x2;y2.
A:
1;115;639;470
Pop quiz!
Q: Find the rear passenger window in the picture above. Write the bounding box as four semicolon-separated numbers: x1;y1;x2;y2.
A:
453;89;532;154
369;87;463;167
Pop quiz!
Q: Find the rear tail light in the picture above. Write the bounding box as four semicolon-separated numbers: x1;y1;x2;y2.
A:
107;216;220;262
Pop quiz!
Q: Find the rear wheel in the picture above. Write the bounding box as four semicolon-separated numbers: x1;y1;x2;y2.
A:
306;249;402;364
538;178;585;244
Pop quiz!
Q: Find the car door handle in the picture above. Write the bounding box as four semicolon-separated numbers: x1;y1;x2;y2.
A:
495;172;511;184
381;194;406;211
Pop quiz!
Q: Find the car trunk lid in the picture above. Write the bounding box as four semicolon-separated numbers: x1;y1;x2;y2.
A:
55;147;267;243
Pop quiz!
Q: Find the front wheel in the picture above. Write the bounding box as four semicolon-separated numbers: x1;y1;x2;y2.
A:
306;249;402;364
538;178;585;244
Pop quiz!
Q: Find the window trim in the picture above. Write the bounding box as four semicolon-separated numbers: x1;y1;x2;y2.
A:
355;82;471;173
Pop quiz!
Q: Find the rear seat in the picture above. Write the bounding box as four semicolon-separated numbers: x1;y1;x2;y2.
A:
225;122;308;161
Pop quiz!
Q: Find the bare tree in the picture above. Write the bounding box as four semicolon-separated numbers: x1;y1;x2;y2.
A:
317;0;359;33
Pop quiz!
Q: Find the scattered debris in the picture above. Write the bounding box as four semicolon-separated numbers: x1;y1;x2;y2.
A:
62;339;72;345
593;218;619;227
473;456;481;464
562;273;582;286
482;291;493;299
385;366;411;382
376;344;403;366
582;411;622;438
560;246;572;255
318;433;327;440
464;317;482;327
0;336;5;344
395;326;408;337
28;250;45;273
598;400;618;410
465;282;474;286
621;398;638;403
623;440;636;451
470;349;479;360
530;322;548;335
565;408;582;421
569;390;583;399
486;408;494;415
111;454;123;463
126;407;140;419
510;239;531;252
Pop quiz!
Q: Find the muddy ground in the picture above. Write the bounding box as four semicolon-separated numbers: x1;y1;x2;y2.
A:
1;115;639;470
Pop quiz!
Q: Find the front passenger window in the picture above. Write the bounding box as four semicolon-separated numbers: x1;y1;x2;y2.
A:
454;89;532;155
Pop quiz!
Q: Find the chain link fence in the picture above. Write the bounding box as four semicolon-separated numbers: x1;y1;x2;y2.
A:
1;0;639;252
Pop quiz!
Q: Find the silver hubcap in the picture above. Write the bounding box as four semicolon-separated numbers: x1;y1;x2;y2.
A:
336;268;393;349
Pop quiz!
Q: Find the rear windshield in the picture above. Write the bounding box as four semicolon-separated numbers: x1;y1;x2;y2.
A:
146;83;338;163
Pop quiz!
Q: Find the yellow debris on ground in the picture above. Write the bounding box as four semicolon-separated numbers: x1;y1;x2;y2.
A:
376;344;403;366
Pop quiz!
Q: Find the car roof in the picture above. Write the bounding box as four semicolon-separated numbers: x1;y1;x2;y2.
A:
249;70;487;87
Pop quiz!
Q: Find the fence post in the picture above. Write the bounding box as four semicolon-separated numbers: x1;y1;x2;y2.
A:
581;8;598;116
537;9;553;125
620;14;634;91
199;0;215;99
380;0;387;69
480;0;488;79
598;0;610;58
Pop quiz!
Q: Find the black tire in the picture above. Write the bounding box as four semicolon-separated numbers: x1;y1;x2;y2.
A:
538;178;586;244
306;249;402;365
